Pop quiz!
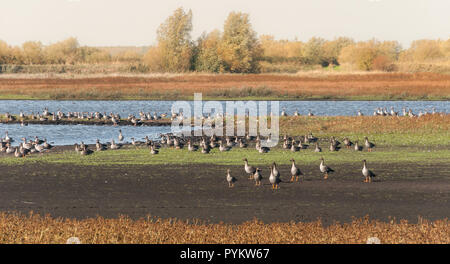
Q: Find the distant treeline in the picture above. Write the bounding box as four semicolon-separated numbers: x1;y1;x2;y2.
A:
1;7;449;74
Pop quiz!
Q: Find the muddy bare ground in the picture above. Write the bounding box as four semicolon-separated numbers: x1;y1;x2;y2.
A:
0;163;448;225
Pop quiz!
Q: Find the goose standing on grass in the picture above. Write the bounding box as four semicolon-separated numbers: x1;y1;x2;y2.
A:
343;137;353;149
43;139;52;149
14;148;23;158
354;140;362;151
201;145;210;154
364;137;375;152
187;140;198;151
362;160;376;183
226;169;236;188
290;159;303;182
243;158;257;179
6;144;14;154
96;139;106;151
319;157;334;180
150;145;159;155
314;142;322;152
253;168;262;186
219;140;231;152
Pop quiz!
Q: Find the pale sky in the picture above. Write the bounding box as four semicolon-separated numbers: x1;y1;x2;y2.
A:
1;0;449;48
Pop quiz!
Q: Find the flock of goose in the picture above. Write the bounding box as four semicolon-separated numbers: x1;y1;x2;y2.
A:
0;131;52;157
155;132;378;187
229;157;375;189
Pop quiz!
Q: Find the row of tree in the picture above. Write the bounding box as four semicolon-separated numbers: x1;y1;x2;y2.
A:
1;8;449;73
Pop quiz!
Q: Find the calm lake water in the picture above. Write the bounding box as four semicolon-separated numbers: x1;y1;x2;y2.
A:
0;123;171;147
0;100;448;116
0;100;448;146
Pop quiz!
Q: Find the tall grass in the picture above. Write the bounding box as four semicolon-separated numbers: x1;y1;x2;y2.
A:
0;213;447;244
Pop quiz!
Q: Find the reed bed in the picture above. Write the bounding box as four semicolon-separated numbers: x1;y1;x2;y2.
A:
0;213;448;244
0;72;448;100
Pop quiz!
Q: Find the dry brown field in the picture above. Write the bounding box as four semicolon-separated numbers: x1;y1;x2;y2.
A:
0;72;448;99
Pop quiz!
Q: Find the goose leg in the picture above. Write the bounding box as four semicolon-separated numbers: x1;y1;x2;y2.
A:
290;176;294;182
324;173;328;180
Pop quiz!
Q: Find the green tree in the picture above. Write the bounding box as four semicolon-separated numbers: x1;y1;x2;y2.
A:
155;7;193;72
219;12;262;73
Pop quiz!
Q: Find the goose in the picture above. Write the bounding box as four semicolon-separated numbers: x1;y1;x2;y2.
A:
96;139;107;151
110;139;119;150
269;164;281;190
319;157;334;180
290;159;303;182
290;141;299;152
238;138;248;148
34;136;44;145
187;140;198;151
308;110;314;117
362;159;376;183
80;145;92;156
34;144;45;153
225;136;235;147
314;142;322;152
293;109;300;116
258;145;270;153
243;158;257;179
150;145;159;155
253;168;262;186
308;132;318;142
118;130;124;142
364;137;375;152
226;169;236;188
329;142;337;152
282;139;291;149
354;140;362;151
357;110;363;116
281;108;288;117
219;141;231;152
4;131;12;143
298;140;307;149
43;139;52;149
0;143;6;152
74;143;80;153
303;135;310;144
201;145;210;154
174;137;183;149
6;144;14;154
14;148;23;158
343;137;353;149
